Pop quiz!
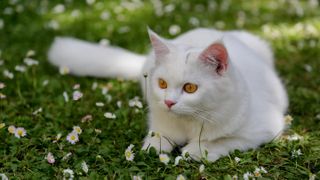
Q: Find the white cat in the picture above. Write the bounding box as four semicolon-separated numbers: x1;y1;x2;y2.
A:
48;28;288;162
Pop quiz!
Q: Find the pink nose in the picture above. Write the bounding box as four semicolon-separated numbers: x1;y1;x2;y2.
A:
164;100;176;108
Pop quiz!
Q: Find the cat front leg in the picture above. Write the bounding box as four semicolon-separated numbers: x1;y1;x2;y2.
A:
142;134;174;153
182;137;257;162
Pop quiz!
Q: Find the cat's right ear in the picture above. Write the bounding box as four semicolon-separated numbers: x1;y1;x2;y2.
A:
147;28;170;58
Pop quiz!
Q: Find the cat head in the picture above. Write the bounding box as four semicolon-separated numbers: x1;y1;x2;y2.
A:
148;29;236;117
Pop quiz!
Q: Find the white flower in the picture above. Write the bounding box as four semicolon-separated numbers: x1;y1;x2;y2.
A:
81;114;93;123
86;0;95;5
95;102;104;107
45;152;55;164
99;38;110;46
32;107;42;115
101;87;108;95
129;97;143;108
3;70;14;79
72;126;82;134
309;174;316;180
199;164;205;173
174;156;183;166
259;166;268;174
53;133;62;143
169;24;181;35
42;80;49;86
234;157;241;163
62;152;72;161
253;168;262;177
8;125;15;134
292;149;303;158
284;115;293;125
132;175;142;180
159;153;170;165
63;168;74;180
117;101;122;108
125;144;135;161
63;91;69;102
14;65;26;72
0;82;5;89
104;112;116;119
81;161;89;174
95;129;102;134
176;174;186;180
24;58;39;66
14;127;27;138
72;91;83;101
66;132;79;144
0;173;8;180
91;82;98;90
59;66;70;75
287;133;303;141
73;84;80;89
53;4;65;14
0;93;6;99
26;50;36;57
0;123;5;129
100;11;110;20
243;172;253;180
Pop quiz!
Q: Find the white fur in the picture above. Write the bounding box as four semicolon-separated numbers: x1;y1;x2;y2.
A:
48;37;145;80
48;28;288;162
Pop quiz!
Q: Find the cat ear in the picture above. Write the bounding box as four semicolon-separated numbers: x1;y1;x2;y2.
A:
147;28;170;58
199;42;228;75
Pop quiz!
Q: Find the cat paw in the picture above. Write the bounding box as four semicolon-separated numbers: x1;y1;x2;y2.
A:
142;136;173;153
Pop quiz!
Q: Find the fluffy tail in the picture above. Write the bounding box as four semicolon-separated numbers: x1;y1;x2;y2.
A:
48;37;146;80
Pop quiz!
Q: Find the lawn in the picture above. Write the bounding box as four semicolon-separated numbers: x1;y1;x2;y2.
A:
0;0;320;179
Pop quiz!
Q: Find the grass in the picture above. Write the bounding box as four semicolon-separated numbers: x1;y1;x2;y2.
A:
0;0;320;179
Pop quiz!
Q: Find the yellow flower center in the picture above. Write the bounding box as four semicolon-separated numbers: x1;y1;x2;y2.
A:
18;130;23;136
70;135;76;141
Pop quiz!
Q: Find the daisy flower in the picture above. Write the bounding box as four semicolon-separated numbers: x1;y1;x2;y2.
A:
234;157;241;163
63;91;69;102
53;133;62;143
0;173;8;180
0;82;5;89
104;112;116;119
26;50;36;57
132;175;142;180
63;168;74;180
72;126;82;135
14;127;27;138
8;125;15;134
159;153;170;165
95;102;104;107
66;132;79;144
176;174;186;180
243;172;253;180
72;91;83;101
81;114;93;123
45;152;55;164
199;164;205;173
62;152;72;161
0;123;5;129
73;84;80;89
284;115;293;125
59;66;70;75
125;144;135;161
81;161;89;174
174;156;182;166
24;58;39;66
0;93;6;99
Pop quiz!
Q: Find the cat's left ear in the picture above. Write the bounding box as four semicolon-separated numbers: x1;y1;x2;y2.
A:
199;42;228;75
147;28;170;58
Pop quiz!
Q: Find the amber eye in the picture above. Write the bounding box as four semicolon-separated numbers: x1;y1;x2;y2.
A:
183;83;198;93
158;78;167;89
